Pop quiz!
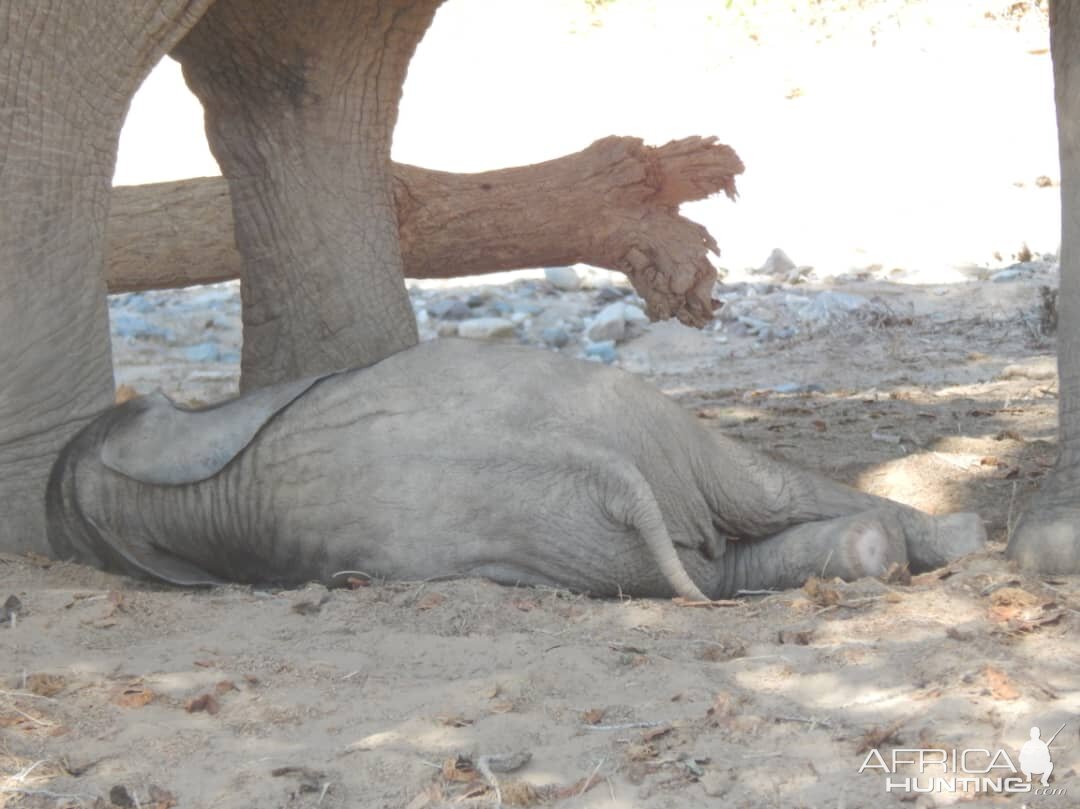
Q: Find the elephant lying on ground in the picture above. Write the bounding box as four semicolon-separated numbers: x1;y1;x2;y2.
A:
47;340;985;598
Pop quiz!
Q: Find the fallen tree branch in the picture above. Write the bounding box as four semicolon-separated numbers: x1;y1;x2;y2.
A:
107;135;742;327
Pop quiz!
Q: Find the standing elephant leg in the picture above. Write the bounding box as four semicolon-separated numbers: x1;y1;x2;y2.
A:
0;2;213;554
1009;1;1080;573
173;0;443;391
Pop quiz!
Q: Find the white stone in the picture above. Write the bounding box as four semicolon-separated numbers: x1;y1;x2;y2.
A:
586;302;628;343
457;317;516;340
544;266;581;291
755;248;796;277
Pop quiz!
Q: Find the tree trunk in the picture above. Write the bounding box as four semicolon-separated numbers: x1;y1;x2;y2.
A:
107;136;742;326
0;1;213;555
173;0;443;391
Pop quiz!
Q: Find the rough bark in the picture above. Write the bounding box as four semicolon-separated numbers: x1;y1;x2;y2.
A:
107;136;742;326
1007;0;1080;573
0;1;213;555
173;0;443;391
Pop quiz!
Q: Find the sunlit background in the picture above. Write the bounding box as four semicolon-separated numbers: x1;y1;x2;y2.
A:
114;0;1058;279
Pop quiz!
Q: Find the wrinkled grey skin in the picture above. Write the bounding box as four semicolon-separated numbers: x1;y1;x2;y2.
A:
47;341;985;599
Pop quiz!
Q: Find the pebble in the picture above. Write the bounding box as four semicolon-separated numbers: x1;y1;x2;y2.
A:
544;266;582;291
773;382;825;394
583;340;618;364
184;342;222;363
795;291;871;324
456;317;516;340
587;302;630;343
595;285;629;304
541;326;570;348
991;269;1025;282
428;299;473;321
756;248;796;277
110;312;174;341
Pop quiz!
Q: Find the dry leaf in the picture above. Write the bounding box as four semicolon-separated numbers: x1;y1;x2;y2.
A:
215;680;238;695
185;693;221;714
706;692;736;720
803;577;840;607
26;673;66;697
440;755;477;783
985;666;1020;700
114;384;139;405
881;563;911;586
113;684;154;708
489;700;515;714
581;708;605;725
856;720;904;754
778;629;813;645
435;714;474;727
642;724;673;742
625;742;658;761
147;784;177;809
416;592;447;611
511;598;538;612
500;780;541;807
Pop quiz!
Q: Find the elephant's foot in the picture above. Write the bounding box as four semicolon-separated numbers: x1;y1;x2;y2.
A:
1007;466;1080;573
901;511;987;572
715;511;907;596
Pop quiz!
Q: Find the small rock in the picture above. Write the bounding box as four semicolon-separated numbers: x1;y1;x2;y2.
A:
541;327;570;348
699;770;734;798
991;269;1025;283
110;312;174;341
513;300;545;315
595;285;629;304
487;299;514;316
796;291;871;325
436;321;459;338
544;266;581;291
466;293;488;308
583;340;617;364
457;317;516;340
110;785;136;809
773;382;825;394
1;595;23;626
586;302;630;343
428;299;473;321
755;248;796;278
510;311;530;326
183;342;221;363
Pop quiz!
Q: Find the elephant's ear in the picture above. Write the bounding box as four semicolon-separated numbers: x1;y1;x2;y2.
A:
100;376;323;485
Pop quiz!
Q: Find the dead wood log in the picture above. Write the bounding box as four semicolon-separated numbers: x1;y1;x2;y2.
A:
106;135;742;327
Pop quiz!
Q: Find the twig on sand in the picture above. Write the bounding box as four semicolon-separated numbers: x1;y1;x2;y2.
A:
821;549;835;577
583;720;665;731
672;597;743;608
0;787;91;802
1006;480;1019;542
776;714;832;728
578;758;606;797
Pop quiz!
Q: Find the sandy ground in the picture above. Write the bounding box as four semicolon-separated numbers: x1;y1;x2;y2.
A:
6;2;1080;808
5;271;1080;809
